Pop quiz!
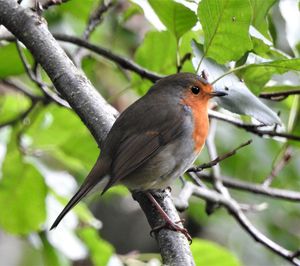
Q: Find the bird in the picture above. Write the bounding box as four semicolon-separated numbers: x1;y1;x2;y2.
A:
50;72;227;239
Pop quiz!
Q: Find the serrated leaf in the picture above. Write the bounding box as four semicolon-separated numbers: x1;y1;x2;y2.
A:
191;239;240;266
149;0;197;39
0;129;47;234
0;44;33;78
250;0;276;39
198;0;253;64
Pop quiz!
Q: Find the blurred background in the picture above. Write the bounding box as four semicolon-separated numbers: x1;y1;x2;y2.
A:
0;0;299;265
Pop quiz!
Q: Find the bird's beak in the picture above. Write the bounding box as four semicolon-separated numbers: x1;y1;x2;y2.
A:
209;90;227;97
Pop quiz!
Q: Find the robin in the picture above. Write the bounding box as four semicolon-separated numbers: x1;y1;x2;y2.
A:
50;72;227;239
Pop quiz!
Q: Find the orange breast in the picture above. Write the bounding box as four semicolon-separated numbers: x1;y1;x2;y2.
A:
181;96;209;153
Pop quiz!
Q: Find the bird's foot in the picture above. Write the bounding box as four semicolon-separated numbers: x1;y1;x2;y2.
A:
150;220;192;243
165;186;172;193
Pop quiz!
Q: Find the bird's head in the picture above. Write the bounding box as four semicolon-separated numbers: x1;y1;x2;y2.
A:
149;72;227;104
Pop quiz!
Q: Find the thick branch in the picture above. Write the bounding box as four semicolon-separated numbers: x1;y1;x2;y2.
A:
133;190;195;266
0;1;193;264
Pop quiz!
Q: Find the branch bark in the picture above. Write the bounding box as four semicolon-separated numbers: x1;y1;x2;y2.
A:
0;1;194;264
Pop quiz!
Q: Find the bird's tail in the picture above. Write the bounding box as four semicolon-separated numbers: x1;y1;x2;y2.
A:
50;157;108;230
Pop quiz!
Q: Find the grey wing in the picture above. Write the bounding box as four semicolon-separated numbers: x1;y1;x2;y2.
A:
101;108;187;193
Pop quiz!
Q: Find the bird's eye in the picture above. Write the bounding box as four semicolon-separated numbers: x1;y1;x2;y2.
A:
191;86;201;95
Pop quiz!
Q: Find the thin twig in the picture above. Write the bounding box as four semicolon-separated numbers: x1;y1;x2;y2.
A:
239;202;268;212
74;0;114;65
263;146;292;187
209;110;300;141
177;53;191;73
82;0;114;40
53;34;162;82
188;139;252;172
197;172;300;202
1;79;44;101
206;120;230;198
15;41;69;107
259;89;300;101
42;0;70;10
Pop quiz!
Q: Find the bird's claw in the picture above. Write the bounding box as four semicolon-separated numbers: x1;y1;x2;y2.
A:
150;220;192;244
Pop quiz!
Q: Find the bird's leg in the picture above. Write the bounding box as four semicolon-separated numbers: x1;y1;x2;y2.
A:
146;191;192;242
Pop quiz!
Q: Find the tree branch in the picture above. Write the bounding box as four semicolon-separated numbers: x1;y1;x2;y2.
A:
263;146;292;187
188;139;252;173
41;0;70;10
1;79;44;101
209;110;300;141
73;0;115;65
259;89;300;101
15;40;69;107
133;190;195;265
53;34;162;82
197;172;300;202
177;182;300;266
82;0;114;41
0;1;194;264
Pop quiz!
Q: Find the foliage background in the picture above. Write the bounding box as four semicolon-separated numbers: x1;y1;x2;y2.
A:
0;0;299;265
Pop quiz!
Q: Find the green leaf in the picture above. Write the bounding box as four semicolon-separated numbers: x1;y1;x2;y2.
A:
179;31;201;72
149;0;197;39
134;31;177;72
132;31;177;94
251;37;288;60
241;58;300;92
25;104;98;177
121;3;143;23
40;233;69;266
0;44;33;78
0;129;47;234
250;0;276;39
0;93;31;123
198;0;253;64
50;0;95;22
191;239;240;266
77;227;114;266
